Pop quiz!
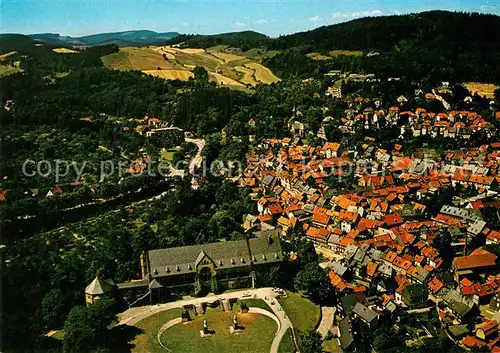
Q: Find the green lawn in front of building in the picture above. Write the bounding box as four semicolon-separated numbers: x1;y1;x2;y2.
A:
130;308;183;353
159;307;277;353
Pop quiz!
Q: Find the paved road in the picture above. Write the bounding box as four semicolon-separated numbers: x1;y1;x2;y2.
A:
315;246;345;261
432;89;451;110
316;306;336;339
118;287;293;353
185;137;205;175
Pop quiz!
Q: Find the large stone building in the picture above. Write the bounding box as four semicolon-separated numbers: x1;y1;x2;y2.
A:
147;232;283;294
146;127;184;146
85;232;283;305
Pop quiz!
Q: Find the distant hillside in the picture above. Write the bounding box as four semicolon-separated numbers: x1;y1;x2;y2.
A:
270;11;500;52
263;11;500;83
0;34;40;52
28;30;181;47
166;30;269;50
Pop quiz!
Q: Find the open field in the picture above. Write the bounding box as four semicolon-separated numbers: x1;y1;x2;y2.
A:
242;48;280;60
209;72;245;87
143;69;194;81
0;65;23;76
277;292;320;333
234;66;259;86
463;82;498;98
329;50;363;56
102;47;184;71
159;308;277;353
308;50;363;61
102;45;280;88
244;62;280;83
179;48;206;54
207;44;229;52
53;47;78;54
131;308;183;353
210;51;247;63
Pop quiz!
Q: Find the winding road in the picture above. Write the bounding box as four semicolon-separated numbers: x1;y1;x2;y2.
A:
118;287;292;353
185;137;205;175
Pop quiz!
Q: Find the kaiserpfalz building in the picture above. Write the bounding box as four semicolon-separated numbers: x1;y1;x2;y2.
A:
85;231;283;305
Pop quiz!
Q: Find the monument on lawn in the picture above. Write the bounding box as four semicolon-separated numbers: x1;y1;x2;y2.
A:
233;314;238;330
229;313;244;334
200;318;213;338
182;308;191;322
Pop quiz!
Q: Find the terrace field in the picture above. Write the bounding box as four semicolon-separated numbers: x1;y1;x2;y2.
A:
244;62;280;84
101;45;280;87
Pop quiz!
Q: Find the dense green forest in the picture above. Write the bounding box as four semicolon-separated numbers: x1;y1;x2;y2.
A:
265;11;500;82
156;30;269;50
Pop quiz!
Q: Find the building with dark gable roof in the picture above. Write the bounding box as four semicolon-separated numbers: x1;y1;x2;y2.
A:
146;232;283;293
85;232;283;305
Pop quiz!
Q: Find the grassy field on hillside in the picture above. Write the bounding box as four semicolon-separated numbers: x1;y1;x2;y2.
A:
244;62;280;83
0;64;23;76
308;50;363;61
235;66;259;86
52;48;78;53
101;47;184;71
143;69;194;81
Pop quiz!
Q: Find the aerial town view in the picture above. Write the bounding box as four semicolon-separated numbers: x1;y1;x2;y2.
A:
1;0;500;352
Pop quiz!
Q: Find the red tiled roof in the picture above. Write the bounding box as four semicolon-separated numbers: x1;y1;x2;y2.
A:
428;278;444;293
460;278;474;287
454;252;496;270
312;213;330;225
383;213;403;227
366;261;378;277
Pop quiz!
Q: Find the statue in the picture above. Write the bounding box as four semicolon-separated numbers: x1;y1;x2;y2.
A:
203;319;208;333
233;314;238;329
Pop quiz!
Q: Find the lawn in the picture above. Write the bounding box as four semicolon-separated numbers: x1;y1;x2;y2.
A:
277;292;320;333
241;298;272;312
322;337;341;353
130;308;183;353
160;149;175;161
160;307;277;353
278;328;296;353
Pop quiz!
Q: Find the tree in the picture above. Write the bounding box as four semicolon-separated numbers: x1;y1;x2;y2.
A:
63;297;116;353
433;229;453;262
296;239;318;269
494;88;500;102
294;263;331;303
193;66;209;83
40;288;66;329
298;330;322;353
373;325;402;351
